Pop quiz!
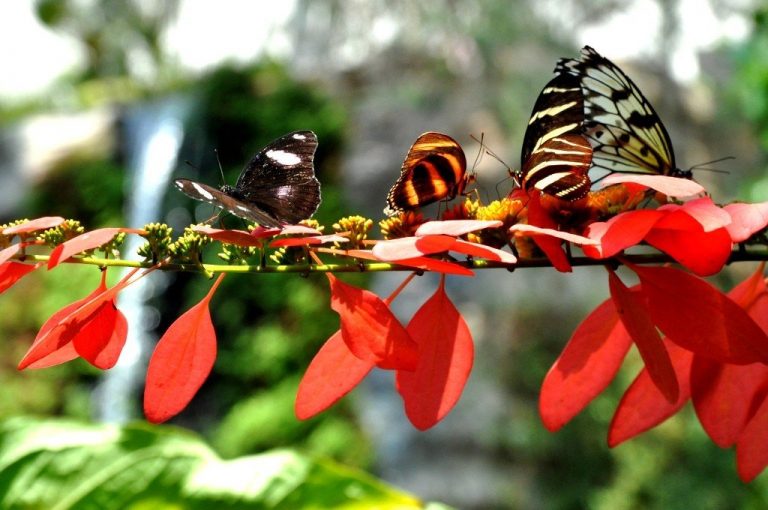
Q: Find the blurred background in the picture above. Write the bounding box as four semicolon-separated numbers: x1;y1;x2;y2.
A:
1;0;768;508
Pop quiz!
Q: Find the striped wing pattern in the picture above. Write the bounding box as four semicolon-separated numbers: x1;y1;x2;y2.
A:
385;132;467;215
555;46;679;180
521;73;593;201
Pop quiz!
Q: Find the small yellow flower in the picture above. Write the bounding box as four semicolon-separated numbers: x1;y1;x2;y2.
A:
379;211;425;239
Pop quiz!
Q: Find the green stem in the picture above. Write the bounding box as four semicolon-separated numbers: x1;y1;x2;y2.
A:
15;249;768;275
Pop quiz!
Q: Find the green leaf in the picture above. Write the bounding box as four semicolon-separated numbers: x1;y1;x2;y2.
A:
0;417;446;509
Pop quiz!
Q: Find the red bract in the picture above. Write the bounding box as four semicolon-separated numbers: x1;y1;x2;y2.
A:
0;242;38;265
48;227;144;269
270;234;349;248
396;276;474;430
518;191;573;272
585;197;733;276
18;269;132;370
295;331;375;419
144;273;225;423
608;270;678;403
608;342;693;447
192;225;277;246
327;274;418;370
633;265;768;364
0;262;40;294
344;248;474;276
539;297;633;432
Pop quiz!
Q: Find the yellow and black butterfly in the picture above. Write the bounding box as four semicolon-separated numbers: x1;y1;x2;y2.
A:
520;72;593;201
555;46;687;181
385;132;469;215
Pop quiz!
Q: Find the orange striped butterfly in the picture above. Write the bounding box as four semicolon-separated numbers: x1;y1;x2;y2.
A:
385;132;468;215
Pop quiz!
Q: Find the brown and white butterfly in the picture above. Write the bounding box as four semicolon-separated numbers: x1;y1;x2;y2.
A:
175;131;321;227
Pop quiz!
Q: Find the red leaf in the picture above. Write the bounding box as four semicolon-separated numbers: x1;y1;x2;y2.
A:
18;269;132;370
609;271;678;402
608;342;693;447
396;277;474;430
737;396;768;482
634;265;768;364
73;298;128;370
269;234;348;248
327;274;418;370
666;197;732;232
539;296;633;432
583;210;664;258
0;262;40;294
295;330;375;419
691;356;768;448
725;202;768;242
48;228;122;269
415;220;503;236
2;216;65;235
144;274;225;423
523;192;572;272
692;263;768;448
644;212;732;276
508;224;597;246
192;225;269;246
346;249;475;276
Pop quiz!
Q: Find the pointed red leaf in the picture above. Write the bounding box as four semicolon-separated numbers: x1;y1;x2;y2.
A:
327;274;418;370
609;271;678;403
144;274;225;423
663;197;732;232
691;356;768;448
48;228;122;269
0;262;40;294
508;224;597;246
2;216;65;235
737;394;768;482
396;278;474;430
608;342;693;447
539;296;633;432
295;330;375;420
725;202;768;242
583;210;664;258
348;249;475;276
73;298;128;370
634;265;768;364
523;192;572;272
644;212;732;276
19;284;103;370
269;234;348;247
192;225;269;246
692;263;768;448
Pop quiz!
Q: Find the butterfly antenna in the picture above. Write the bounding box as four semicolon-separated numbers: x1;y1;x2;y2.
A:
688;156;734;175
215;149;226;185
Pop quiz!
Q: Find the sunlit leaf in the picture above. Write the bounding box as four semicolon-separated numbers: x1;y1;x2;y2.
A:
327;274;418;370
539;296;633;432
608;342;693;447
295;331;375;420
634;265;768;364
415;219;502;236
725;202;768;242
397;277;473;430
48;228;123;269
609;270;678;402
144;274;225;423
599;174;705;197
0;261;40;294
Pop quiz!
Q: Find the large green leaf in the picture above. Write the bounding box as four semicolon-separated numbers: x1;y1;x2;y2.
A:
0;417;450;510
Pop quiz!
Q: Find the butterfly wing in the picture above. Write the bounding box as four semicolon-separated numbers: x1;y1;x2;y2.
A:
174;178;282;227
522;133;593;201
385;132;467;215
555;46;677;180
232;130;321;225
